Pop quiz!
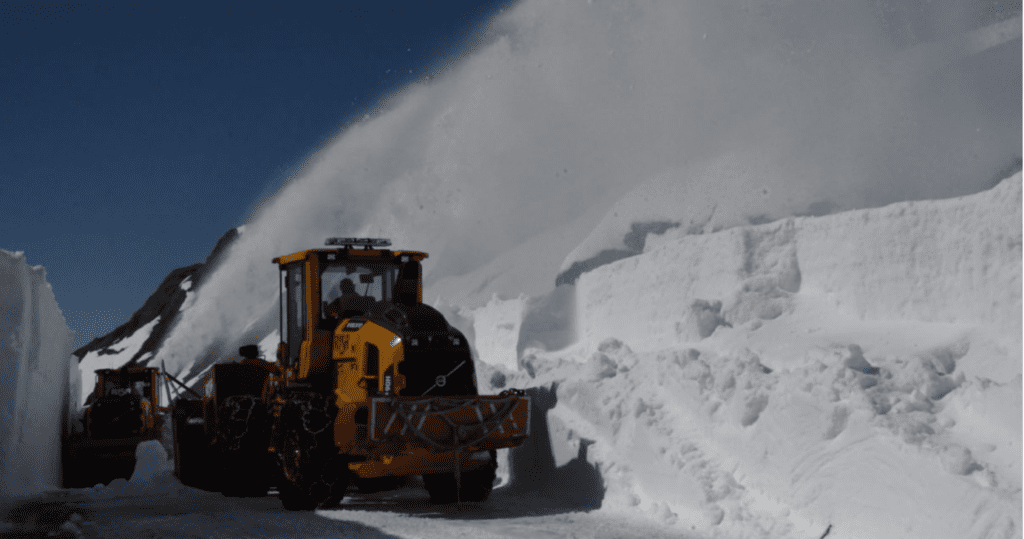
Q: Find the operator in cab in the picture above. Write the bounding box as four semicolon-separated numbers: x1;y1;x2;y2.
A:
325;277;375;318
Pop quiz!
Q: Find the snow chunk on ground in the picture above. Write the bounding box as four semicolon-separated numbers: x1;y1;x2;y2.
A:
130;440;174;484
81;441;184;501
504;324;1020;538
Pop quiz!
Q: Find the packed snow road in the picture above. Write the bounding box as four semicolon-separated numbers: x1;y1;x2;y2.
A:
1;483;689;539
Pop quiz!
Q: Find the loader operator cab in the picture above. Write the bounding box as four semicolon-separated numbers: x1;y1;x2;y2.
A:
88;366;161;439
274;237;426;370
96;367;156;400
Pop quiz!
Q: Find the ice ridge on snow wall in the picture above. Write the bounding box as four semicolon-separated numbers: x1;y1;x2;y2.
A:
0;250;75;498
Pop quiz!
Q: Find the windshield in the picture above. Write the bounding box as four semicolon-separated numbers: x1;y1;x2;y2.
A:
101;371;152;398
320;262;399;320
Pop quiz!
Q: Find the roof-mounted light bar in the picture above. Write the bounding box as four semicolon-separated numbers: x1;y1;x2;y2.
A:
325;237;392;249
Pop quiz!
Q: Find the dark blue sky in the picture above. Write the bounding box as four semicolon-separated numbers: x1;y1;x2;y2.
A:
1;1;514;350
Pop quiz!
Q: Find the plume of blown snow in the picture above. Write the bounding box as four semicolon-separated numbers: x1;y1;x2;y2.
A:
158;0;1020;376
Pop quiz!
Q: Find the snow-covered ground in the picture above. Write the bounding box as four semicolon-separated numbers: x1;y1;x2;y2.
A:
1;440;685;539
0;250;75;500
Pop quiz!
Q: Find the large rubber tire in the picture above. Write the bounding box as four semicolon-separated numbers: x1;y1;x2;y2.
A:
276;392;349;510
172;400;217;491
217;395;271;497
422;451;497;504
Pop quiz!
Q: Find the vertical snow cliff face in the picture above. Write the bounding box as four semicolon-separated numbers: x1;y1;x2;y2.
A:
576;175;1023;353
0;250;75;498
469;175;1021;539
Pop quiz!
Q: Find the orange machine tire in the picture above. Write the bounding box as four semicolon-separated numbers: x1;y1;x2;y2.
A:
217;395;272;497
277;392;349;510
172;399;218;491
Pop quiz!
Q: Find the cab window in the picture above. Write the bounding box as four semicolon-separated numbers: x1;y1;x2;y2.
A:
285;262;305;366
320;262;398;321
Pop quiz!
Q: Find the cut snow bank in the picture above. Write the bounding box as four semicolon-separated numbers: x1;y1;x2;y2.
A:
577;173;1022;355
467;175;1021;539
0;250;75;498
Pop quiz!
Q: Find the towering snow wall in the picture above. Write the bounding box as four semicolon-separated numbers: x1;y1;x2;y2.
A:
574;174;1022;356
477;174;1022;539
0;250;75;498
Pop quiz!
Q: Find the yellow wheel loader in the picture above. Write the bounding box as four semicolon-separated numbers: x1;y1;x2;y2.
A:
171;238;530;509
63;366;164;487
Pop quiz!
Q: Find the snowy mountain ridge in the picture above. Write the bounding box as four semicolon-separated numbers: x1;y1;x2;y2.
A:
73;228;240;404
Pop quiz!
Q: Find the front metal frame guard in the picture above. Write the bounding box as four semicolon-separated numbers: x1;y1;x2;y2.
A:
369;394;531;451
